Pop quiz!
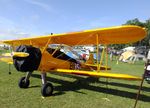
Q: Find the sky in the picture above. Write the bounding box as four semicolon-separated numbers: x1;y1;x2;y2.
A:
0;0;150;40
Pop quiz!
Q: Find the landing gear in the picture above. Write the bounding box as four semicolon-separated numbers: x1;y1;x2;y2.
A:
18;71;32;88
18;77;30;88
18;72;54;97
41;83;53;96
8;64;11;75
41;73;53;96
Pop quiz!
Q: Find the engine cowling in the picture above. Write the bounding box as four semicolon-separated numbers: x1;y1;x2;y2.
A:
13;45;42;72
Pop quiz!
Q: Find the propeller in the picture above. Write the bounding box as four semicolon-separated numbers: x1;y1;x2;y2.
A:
0;52;29;74
2;52;29;58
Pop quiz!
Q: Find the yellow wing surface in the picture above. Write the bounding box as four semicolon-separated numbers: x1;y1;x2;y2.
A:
0;57;13;64
49;69;141;81
2;25;146;46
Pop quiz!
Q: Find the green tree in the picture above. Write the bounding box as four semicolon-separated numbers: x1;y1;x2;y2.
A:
109;18;150;50
124;18;150;47
125;18;145;27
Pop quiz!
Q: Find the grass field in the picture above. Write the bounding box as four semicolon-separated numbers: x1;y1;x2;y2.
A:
0;60;150;108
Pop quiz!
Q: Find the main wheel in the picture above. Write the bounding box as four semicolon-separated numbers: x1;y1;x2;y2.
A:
18;77;30;88
41;83;53;97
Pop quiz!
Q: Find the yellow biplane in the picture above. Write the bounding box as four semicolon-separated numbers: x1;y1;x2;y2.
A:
0;25;147;97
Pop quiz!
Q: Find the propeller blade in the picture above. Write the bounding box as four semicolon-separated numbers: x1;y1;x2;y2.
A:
2;53;12;57
2;52;29;57
13;52;29;57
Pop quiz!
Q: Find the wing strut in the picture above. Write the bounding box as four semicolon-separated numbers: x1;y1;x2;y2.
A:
38;38;52;70
133;62;147;108
96;34;99;71
96;34;109;72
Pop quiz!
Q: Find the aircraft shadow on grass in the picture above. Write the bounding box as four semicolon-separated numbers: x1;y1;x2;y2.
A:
31;73;150;102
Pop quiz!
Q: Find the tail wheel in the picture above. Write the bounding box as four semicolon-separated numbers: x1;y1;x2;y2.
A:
18;77;30;88
41;83;53;97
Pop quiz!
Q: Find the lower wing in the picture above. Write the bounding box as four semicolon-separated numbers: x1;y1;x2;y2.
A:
0;57;13;64
48;69;141;81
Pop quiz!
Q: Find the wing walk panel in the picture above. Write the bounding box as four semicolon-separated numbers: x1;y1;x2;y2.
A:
49;69;142;81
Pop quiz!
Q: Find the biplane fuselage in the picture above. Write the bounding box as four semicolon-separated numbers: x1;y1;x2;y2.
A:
36;49;108;72
39;51;71;71
0;25;147;97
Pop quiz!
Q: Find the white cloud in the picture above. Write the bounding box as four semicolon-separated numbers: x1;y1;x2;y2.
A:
23;0;55;13
0;29;30;40
67;16;126;33
89;17;120;28
0;16;30;40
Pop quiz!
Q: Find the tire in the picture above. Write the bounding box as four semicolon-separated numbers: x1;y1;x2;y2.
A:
41;83;53;97
18;77;30;88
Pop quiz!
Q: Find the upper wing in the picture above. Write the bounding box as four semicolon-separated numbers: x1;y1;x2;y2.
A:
2;25;146;47
49;69;142;81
